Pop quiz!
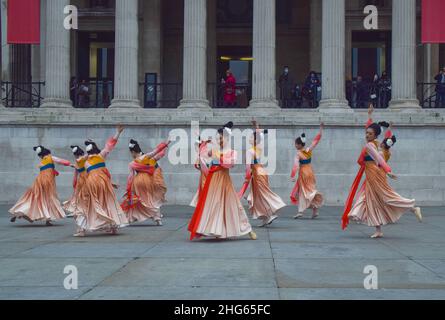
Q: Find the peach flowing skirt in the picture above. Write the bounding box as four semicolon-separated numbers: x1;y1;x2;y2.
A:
348;162;415;227
9;169;66;222
190;173;206;207
195;168;252;238
247;164;286;219
63;172;87;216
295;164;324;213
76;168;129;231
124;169;167;223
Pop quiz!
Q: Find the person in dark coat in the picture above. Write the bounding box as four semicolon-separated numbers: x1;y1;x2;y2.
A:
278;66;294;108
434;67;445;108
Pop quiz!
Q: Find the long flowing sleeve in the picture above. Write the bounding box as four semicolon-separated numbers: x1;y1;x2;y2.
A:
100;135;119;159
51;156;72;167
365;142;392;173
220;150;236;169
308;129;322;152
290;152;300;178
244;149;253;180
146;141;169;158
366;117;373;128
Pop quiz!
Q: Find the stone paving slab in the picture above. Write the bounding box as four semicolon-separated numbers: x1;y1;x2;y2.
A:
1;205;445;300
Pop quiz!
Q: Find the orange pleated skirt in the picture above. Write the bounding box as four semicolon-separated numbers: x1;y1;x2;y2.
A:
9;169;66;222
348;162;415;227
294;164;324;213
247;164;286;219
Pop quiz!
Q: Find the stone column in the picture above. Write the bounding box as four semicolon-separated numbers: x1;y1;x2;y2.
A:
178;0;210;110
249;0;279;110
142;0;162;107
110;0;141;109
207;0;217;105
309;0;322;73
318;0;349;109
389;0;420;109
41;0;72;108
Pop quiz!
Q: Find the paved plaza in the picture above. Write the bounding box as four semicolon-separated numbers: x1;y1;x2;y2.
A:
0;205;444;300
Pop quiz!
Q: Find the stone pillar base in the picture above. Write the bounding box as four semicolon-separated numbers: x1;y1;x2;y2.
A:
40;98;72;109
248;100;280;113
109;99;141;109
318;99;350;110
389;99;421;110
178;99;211;110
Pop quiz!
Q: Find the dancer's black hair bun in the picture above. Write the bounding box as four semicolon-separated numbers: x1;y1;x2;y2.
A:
379;121;390;128
224;121;234;129
130;139;138;144
301;133;306;138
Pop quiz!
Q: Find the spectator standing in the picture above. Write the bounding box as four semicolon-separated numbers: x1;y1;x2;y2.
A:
434;67;445;108
378;71;391;108
77;80;90;108
278;66;294;108
222;70;236;107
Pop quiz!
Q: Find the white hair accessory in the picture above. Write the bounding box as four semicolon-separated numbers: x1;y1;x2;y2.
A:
129;143;135;148
35;147;42;154
224;127;232;135
72;146;78;153
386;139;394;147
300;135;306;143
86;144;93;152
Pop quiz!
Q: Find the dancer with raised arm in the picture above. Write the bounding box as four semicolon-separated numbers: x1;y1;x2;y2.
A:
121;138;171;226
239;120;285;227
10;146;72;226
342;117;422;239
73;125;128;237
188;122;257;241
290;123;324;219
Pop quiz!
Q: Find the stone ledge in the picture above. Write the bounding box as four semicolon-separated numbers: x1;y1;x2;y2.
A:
0;107;444;127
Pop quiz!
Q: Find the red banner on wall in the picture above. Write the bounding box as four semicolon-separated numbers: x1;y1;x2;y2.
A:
7;0;40;44
422;0;445;43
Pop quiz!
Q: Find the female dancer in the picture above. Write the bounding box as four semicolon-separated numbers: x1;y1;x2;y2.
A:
188;122;257;241
190;136;211;207
342;121;422;238
290;122;324;219
9;146;72;226
121;138;170;226
239;120;285;227
63;145;87;217
73;125;128;237
366;104;395;162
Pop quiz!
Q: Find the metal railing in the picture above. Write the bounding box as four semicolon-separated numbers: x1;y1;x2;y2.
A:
1;81;45;108
278;84;321;108
73;78;114;108
346;81;391;109
417;82;445;108
140;82;182;108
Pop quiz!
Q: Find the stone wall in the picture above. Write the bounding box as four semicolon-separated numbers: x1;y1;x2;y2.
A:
1;108;444;207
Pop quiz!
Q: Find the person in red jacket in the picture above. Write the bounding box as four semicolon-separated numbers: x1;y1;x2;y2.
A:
223;70;237;107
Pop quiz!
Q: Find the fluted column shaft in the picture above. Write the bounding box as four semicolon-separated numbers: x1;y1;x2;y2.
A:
41;0;71;108
249;0;278;109
111;0;140;108
389;0;420;109
179;0;209;110
319;0;349;109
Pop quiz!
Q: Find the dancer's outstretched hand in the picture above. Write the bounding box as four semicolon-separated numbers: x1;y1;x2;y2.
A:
116;124;124;134
387;173;397;180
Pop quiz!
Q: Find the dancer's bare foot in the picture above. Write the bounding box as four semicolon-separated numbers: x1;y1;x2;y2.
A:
10;216;16;223
413;207;423;223
370;232;384;239
45;220;53;226
294;213;304;219
249;231;257;240
266;215;278;225
311;208;319;219
258;219;268;228
73;231;86;237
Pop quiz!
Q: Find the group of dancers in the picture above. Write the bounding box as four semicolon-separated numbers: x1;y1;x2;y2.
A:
9;104;422;240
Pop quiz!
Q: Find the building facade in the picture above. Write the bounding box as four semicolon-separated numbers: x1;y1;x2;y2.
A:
1;0;445;206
